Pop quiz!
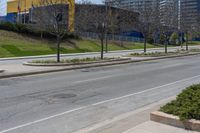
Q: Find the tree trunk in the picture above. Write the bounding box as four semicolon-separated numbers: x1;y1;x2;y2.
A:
56;36;61;62
101;38;104;59
105;33;108;53
165;37;168;54
186;32;189;51
181;33;183;48
144;37;147;53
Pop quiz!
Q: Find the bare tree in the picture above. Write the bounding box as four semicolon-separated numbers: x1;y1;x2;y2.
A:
31;7;45;39
76;4;106;59
159;1;178;53
76;3;137;58
135;0;158;53
33;0;71;62
180;12;200;51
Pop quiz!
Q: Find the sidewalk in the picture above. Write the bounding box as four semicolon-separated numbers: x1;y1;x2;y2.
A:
0;45;200;62
123;121;198;133
73;96;198;133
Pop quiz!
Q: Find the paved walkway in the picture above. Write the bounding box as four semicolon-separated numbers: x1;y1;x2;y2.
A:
73;96;199;133
123;121;198;133
0;46;199;65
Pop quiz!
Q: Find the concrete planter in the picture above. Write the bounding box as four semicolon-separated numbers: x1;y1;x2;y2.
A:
150;111;200;132
23;58;131;67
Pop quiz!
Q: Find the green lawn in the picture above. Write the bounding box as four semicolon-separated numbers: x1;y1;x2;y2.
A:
0;30;164;58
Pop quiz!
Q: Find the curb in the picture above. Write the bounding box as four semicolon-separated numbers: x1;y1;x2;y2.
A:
150;111;200;132
0;52;200;79
23;58;131;67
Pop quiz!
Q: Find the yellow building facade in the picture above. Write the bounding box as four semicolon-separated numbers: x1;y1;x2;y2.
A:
7;0;75;31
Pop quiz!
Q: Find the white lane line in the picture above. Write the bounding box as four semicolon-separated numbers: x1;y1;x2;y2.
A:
1;74;200;133
73;75;113;84
160;63;183;69
92;74;200;106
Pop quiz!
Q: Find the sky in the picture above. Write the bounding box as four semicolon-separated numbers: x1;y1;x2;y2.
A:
91;0;102;4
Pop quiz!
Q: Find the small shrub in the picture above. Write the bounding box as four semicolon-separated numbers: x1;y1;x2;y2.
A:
30;57;112;64
160;84;200;120
0;22;79;40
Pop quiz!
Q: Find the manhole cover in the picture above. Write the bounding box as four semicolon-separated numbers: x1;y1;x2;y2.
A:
52;93;76;99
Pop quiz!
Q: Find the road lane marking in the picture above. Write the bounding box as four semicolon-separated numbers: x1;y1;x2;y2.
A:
73;76;113;84
1;74;200;133
160;63;183;69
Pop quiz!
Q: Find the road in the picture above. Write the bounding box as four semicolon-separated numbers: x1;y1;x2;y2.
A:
1;54;200;133
0;46;198;65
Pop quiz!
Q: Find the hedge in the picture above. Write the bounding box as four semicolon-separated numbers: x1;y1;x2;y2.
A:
0;22;79;39
160;83;200;120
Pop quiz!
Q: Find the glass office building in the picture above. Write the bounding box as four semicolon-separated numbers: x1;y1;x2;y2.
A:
159;0;179;27
105;0;159;13
180;0;200;28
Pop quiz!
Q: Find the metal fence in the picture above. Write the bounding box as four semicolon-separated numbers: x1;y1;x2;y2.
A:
77;32;144;43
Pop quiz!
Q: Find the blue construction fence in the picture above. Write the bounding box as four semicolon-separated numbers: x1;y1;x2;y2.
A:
78;32;144;43
0;13;17;23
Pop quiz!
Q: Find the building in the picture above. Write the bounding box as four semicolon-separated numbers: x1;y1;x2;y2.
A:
30;4;139;34
105;0;159;13
106;0;179;27
0;0;75;31
180;0;200;29
159;0;179;27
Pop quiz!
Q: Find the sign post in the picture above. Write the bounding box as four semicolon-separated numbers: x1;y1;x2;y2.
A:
0;0;7;17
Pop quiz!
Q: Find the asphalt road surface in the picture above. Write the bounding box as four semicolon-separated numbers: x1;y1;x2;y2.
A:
1;54;200;133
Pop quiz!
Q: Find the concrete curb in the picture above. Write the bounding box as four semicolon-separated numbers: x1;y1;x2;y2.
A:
0;52;200;79
23;58;131;67
150;111;200;132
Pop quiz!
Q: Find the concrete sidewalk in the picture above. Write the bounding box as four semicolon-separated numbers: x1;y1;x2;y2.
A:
123;121;198;133
0;46;199;65
74;96;198;133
